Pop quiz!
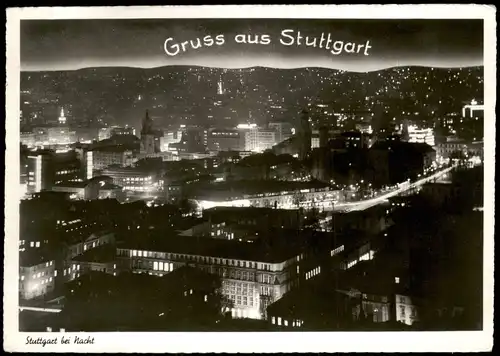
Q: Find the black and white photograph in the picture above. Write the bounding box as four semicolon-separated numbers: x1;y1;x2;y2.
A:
4;5;495;353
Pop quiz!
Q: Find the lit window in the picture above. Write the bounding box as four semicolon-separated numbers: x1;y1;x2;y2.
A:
278;317;282;326
54;270;57;277
153;262;158;271
20;275;24;281
395;277;400;284
169;263;173;271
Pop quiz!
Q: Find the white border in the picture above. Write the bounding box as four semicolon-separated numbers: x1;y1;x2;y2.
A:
4;5;495;353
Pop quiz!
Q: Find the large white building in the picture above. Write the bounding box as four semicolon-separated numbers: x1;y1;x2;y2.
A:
117;238;304;320
19;252;57;300
243;128;277;152
462;99;484;118
407;125;435;147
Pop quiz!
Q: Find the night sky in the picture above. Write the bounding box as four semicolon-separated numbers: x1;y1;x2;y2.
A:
21;19;484;72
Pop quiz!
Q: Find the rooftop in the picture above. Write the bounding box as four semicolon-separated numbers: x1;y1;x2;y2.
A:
203;206;301;223
72;244;116;263
117;229;306;263
53;181;88;189
20;249;54;267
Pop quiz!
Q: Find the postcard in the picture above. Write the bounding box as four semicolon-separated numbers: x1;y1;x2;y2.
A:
4;5;495;353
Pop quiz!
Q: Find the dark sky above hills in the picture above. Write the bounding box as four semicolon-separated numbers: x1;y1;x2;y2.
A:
21;19;483;72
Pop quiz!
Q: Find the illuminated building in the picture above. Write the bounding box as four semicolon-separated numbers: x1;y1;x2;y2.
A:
71;244;117;276
193;183;341;211
46;127;77;145
160;129;183;152
462;99;484;118
207;129;244;152
89;146;135;171
60;225;116;283
25;150;83;193
26;153;51;193
98;127;113;141
98;126;135;142
19;251;56;300
217;77;224;95
51;176;123;200
243;127;277;152
394;294;420;326
436;139;484;162
58;108;67;125
100;166;157;192
85;151;93;179
112;126;135;136
406;125;435;147
116;234;306;320
169;127;206;154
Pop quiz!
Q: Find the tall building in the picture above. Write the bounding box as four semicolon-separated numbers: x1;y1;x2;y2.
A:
217;76;224;95
296;110;312;160
58;108;67;125
140;110;157;155
26;150;82;194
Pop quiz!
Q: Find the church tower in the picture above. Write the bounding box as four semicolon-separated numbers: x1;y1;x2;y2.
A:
296;109;312;160
140;110;156;154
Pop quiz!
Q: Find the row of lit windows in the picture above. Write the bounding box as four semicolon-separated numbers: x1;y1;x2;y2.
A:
128;249;274;271
123;177;152;181
271;316;304;327
222;282;256;296
28;268;56;280
330;245;345;257
56;169;78;175
58;219;82;226
305;266;320;280
228;294;256;307
123;186;149;191
153;261;173;272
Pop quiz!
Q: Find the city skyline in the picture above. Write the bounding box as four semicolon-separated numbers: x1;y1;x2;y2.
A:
21;19;483;72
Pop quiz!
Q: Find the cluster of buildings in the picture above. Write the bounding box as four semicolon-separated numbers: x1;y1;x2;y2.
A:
21;180;483;330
